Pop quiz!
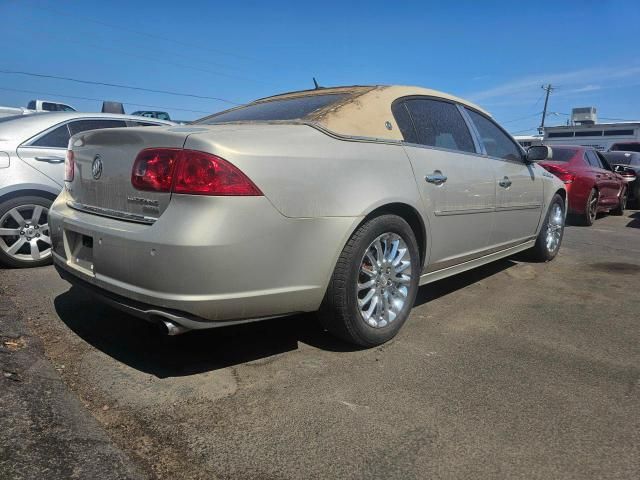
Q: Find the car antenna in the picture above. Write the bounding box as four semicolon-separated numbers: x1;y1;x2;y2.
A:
313;77;323;90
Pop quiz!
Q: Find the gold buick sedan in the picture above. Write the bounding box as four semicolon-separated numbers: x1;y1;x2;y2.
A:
49;85;566;346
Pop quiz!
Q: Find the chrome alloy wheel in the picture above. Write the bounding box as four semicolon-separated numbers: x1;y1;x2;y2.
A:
545;202;564;253
356;232;412;328
588;191;598;222
0;205;51;262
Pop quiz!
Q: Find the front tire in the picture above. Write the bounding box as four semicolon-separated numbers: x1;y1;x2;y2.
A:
580;188;598;226
528;193;565;262
0;195;53;268
319;214;420;347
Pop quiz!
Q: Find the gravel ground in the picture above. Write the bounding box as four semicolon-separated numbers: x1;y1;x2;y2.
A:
1;210;639;479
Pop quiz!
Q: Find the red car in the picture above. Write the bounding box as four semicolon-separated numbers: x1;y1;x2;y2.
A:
538;146;627;225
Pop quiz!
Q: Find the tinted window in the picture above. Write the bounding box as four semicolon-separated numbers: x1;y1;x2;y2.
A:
30;124;71;148
610;143;640;152
585;150;603;168
196;94;348;124
42;102;57;112
596;152;613;171
59;104;75;112
465;109;522;161
129;121;162;127
27;101;36;109
602;152;636;166
549;147;577;162
400;99;475;153
68;119;127;136
575;130;603;137
391;102;418;144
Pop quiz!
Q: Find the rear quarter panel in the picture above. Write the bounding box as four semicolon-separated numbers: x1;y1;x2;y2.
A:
183;124;425;219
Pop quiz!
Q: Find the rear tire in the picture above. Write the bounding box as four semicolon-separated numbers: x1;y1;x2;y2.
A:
580;188;598;226
528;193;565;262
611;187;627;216
0;195;53;268
319;214;420;347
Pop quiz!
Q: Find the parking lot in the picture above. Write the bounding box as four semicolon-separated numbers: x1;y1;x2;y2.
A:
2;210;639;479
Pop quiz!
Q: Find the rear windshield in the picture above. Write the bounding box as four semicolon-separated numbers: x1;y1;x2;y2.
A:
195;93;349;124
602;152;639;165
610;143;640;152
549;147;577;162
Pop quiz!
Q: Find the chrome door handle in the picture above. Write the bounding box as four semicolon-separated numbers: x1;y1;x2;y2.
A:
499;176;512;188
35;156;65;163
425;170;447;185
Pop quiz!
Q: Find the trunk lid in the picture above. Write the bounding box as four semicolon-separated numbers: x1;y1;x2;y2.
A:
67;126;205;222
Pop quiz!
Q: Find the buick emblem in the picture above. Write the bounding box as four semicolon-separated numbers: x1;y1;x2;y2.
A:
92;155;103;180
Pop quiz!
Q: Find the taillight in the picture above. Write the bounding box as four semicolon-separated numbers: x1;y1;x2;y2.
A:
131;148;180;192
131;148;262;196
65;150;74;182
542;164;575;184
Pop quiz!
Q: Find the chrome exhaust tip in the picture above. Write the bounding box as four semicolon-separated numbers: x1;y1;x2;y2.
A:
159;319;190;336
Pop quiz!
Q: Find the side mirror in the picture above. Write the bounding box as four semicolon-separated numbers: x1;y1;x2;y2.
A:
526;145;552;162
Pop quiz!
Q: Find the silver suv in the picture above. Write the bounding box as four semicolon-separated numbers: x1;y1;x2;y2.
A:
0;112;173;267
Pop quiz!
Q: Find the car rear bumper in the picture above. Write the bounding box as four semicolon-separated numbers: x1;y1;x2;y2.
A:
49;191;358;328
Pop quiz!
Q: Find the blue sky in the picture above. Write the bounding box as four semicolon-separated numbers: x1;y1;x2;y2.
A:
2;0;640;132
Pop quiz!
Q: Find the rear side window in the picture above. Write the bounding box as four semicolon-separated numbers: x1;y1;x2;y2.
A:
128;121;162;127
549;148;578;162
30;124;71;148
197;93;349;124
68;119;127;136
610;143;640;152
465;109;522;161
396;99;475;153
585;150;603;168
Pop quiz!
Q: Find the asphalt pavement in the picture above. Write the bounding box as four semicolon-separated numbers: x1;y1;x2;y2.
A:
1;210;639;479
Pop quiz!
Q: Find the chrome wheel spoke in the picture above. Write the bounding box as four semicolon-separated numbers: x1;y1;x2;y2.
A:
29;240;41;260
9;208;26;226
39;234;51;245
0;227;20;236
356;232;413;328
31;206;43;224
6;237;26;255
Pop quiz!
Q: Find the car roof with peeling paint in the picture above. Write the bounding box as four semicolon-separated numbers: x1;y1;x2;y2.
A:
196;85;490;142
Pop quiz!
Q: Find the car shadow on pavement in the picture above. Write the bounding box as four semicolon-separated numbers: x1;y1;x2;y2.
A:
53;258;516;378
626;211;640;229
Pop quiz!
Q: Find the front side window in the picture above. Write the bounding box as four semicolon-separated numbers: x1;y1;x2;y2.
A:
68;119;127;136
465;109;522;161
30;124;71;148
396;98;475;153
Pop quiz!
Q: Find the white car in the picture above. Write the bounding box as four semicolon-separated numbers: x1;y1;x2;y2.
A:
0;112;173;267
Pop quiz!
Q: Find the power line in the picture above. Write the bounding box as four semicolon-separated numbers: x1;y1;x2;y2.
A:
23;1;273;66
0;69;241;105
4;27;275;87
501;112;542;124
0;86;211;114
510;127;539;135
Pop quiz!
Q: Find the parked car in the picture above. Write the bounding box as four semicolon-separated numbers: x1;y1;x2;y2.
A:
538;145;628;225
602;151;640;204
131;111;171;121
49;85;565;346
609;142;640;153
26;100;76;112
0;112;174;268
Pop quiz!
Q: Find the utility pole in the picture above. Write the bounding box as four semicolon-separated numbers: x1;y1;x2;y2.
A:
539;84;554;134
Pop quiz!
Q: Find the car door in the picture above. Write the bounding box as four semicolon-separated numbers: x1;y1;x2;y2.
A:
17;118;128;187
463;108;544;247
585;150;617;206
393;97;496;271
596;151;624;205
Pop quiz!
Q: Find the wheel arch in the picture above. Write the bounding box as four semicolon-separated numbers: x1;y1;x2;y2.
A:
0;188;58;204
359;202;427;268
